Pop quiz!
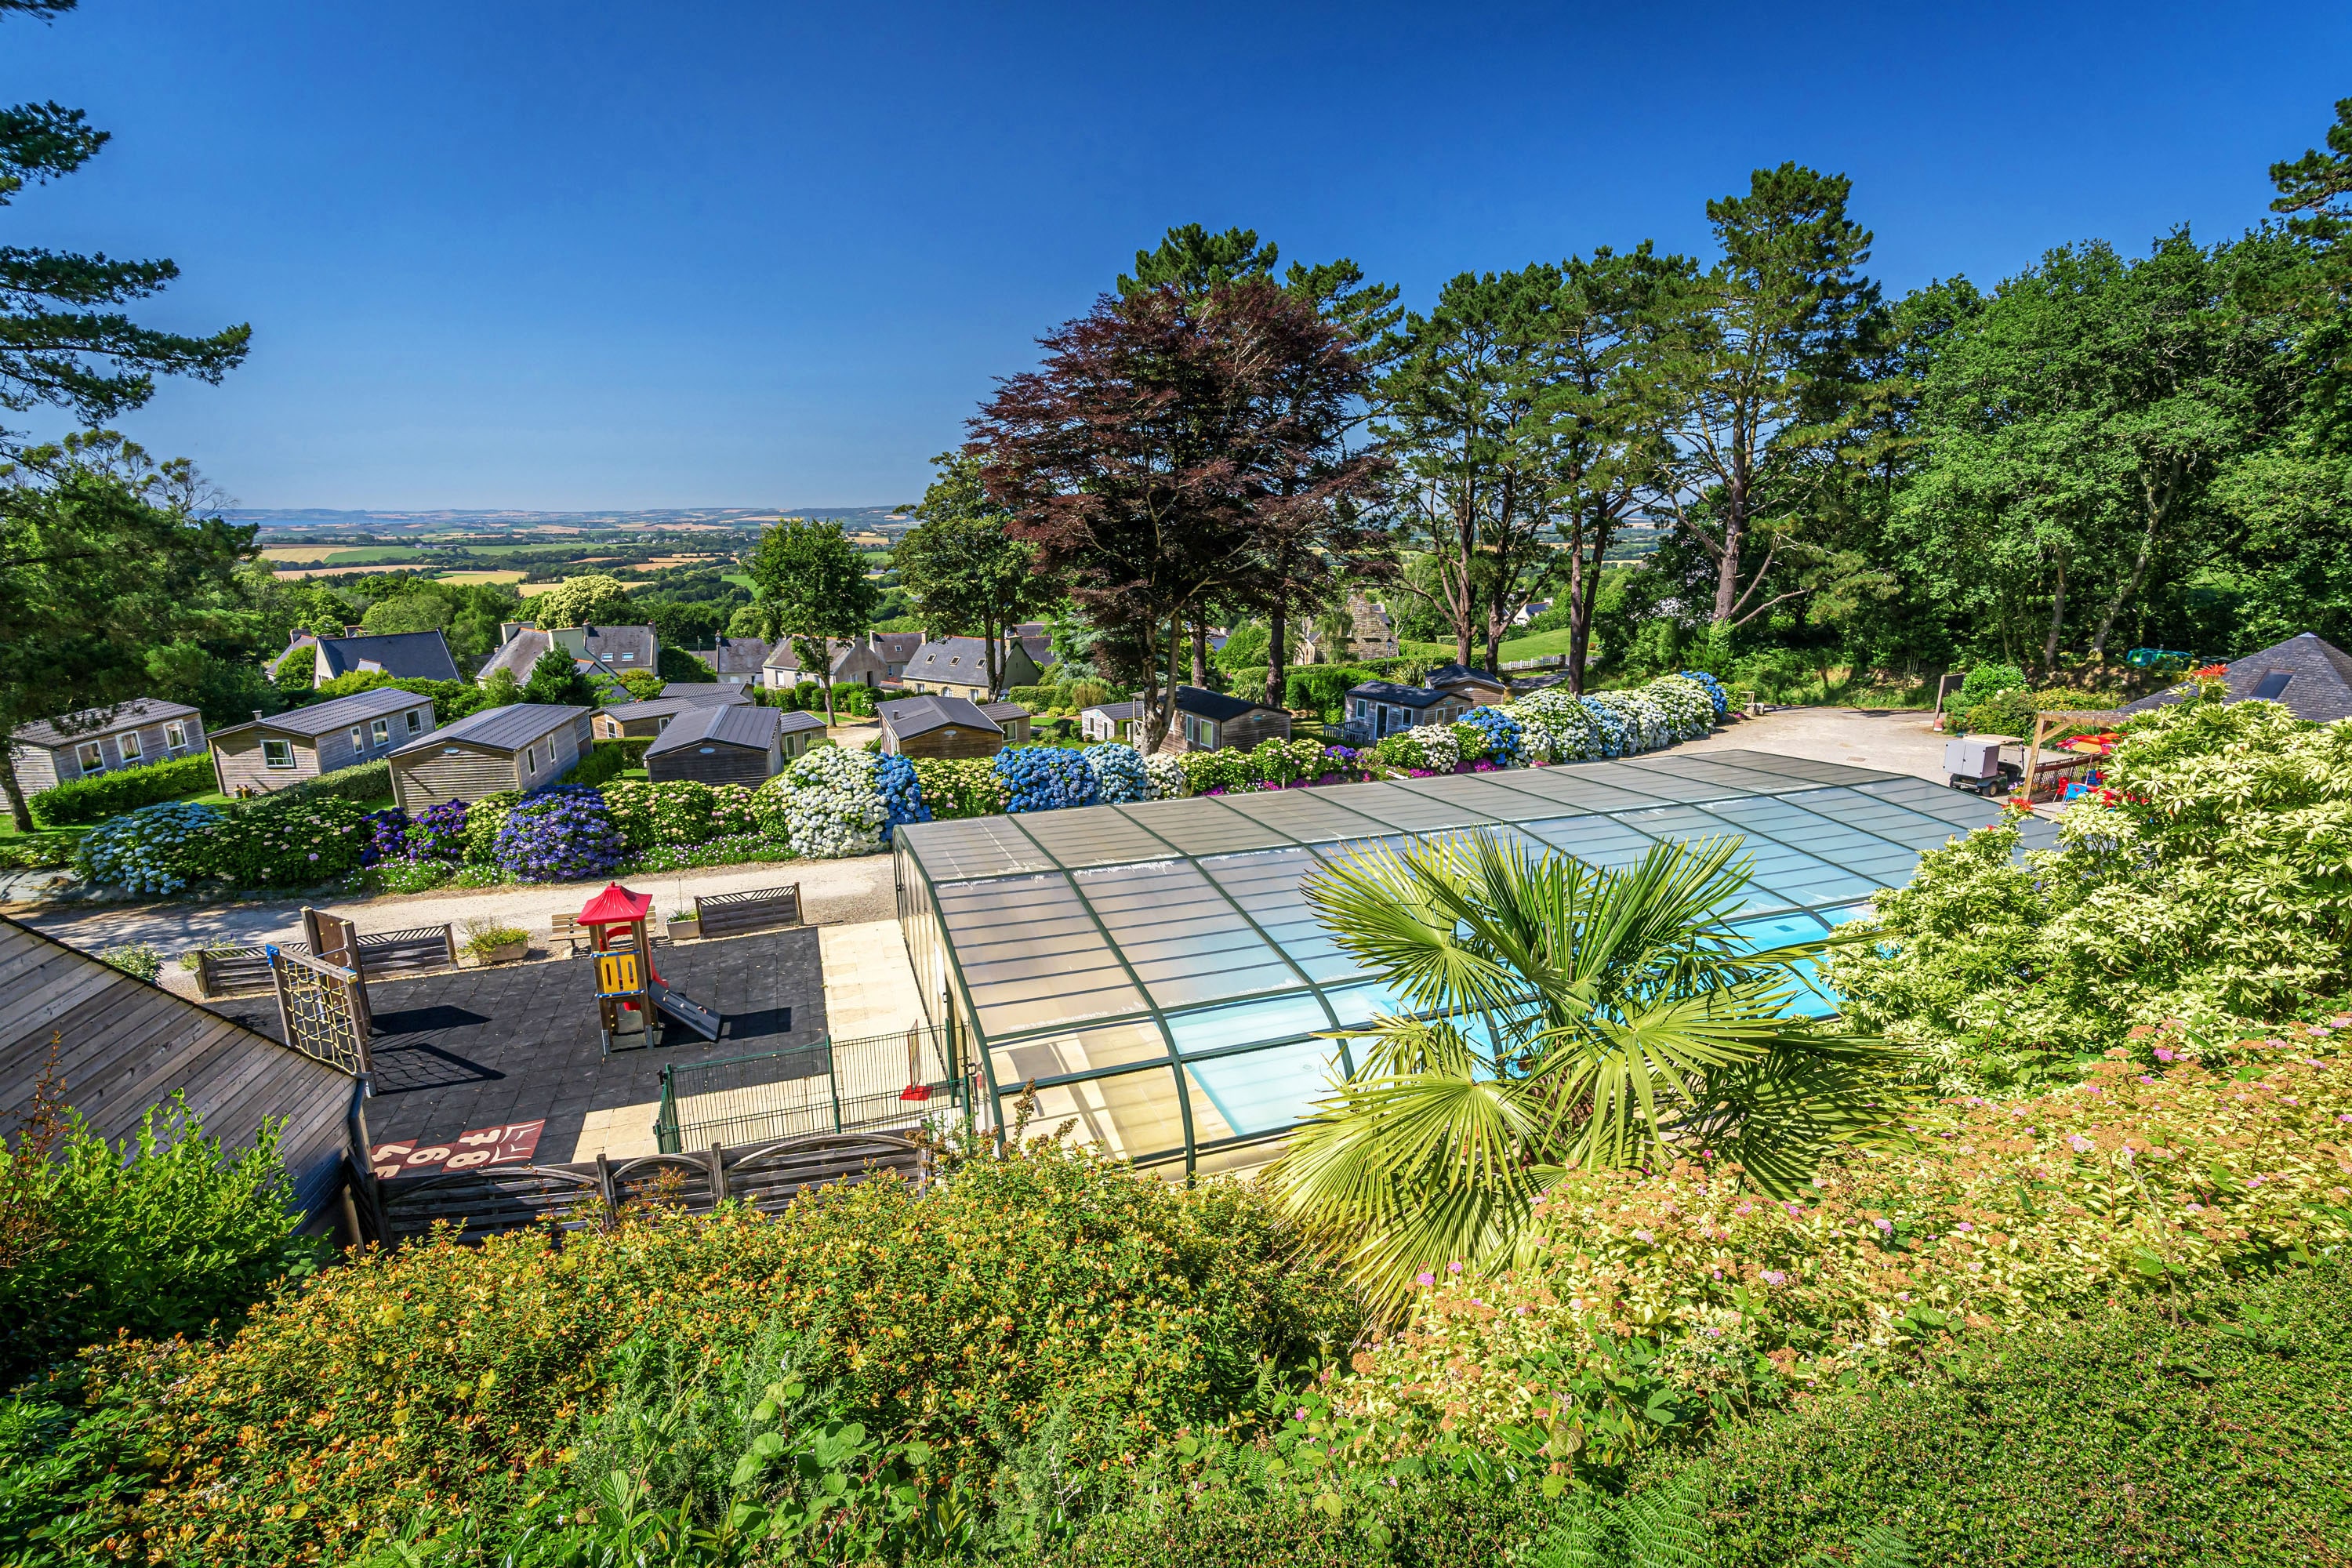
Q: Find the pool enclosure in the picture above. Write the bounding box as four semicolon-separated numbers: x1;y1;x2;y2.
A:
892;748;2054;1176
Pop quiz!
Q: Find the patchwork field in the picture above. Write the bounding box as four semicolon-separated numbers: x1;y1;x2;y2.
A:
435;569;528;585
518;576;655;597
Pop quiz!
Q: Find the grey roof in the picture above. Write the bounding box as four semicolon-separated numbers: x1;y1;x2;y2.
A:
880;693;1001;740
314;631;461;683
479;624;658;684
2120;633;2352;724
657;681;739;700
219;686;429;740
704;637;772;677
1426;663;1508;691
602;691;750;724
391;702;587;757
763;638;883;677
12;698;201;748
776;710;827;735
902;638;1002;687
978;702;1030;722
1083;700;1142;724
1020;635;1056;666
644;702;782;757
1173;684;1282;724
875;631;924;664
1348;680;1457;709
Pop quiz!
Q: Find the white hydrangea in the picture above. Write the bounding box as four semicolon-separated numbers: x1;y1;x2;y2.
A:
1642;674;1716;742
1503;690;1602;762
1142;753;1188;800
756;745;887;858
1584;690;1671;753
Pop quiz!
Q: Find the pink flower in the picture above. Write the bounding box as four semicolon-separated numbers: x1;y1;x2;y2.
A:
2067;1134;2093;1153
1874;1218;1893;1235
1447;1260;1464;1273
1761;1269;1787;1287
1415;1271;1436;1287
2153;1047;2177;1062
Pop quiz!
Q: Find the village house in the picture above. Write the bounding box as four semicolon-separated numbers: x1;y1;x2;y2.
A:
643;703;787;786
1342;679;1477;741
1079;699;1141;745
476;622;659;688
898;637;1041;702
699;636;773;688
978;702;1033;743
1160;686;1291;755
1425;663;1512;706
388;703;592;812
760;634;891;692
877;694;1004;760
590;688;750;740
9;699;206;793
2121;632;2352;724
303;630;463;684
211;688;436;797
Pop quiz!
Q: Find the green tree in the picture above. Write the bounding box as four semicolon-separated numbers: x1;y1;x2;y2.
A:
894;452;1057;695
532;574;637;630
744;517;880;724
520;646;593;708
615;668;667;702
0;433;256;828
1271;830;1897;1311
1646;164;1882;636
1;1;249;447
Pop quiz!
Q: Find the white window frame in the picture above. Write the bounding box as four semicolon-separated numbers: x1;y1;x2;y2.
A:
349;725;365;754
406;710;423;734
164;720;187;750
76;741;104;773
118;730;142;761
371;717;390;746
262;738;296;768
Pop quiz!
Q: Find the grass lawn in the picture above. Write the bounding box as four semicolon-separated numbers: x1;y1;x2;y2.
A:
721;572;755;591
1399;626;1577;665
321;546;432;565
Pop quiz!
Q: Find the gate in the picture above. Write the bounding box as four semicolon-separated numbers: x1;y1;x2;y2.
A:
654;1022;962;1153
266;943;371;1076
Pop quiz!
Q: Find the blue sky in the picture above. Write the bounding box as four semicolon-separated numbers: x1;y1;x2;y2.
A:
8;0;2348;509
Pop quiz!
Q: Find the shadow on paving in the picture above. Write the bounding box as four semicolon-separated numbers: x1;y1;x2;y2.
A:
211;927;829;1156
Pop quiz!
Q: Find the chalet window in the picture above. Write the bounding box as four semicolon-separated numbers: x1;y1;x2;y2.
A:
372;717;390;746
618;652;635;662
77;742;103;772
263;739;296;768
406;710;423;734
164;721;187;750
119;731;142;760
349;726;365;753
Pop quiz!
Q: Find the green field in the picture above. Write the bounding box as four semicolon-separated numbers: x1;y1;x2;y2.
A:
722;572;754;591
321;546;431;564
1400;626;1576;665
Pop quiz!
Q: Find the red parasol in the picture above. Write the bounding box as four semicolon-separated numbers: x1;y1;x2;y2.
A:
577;883;654;927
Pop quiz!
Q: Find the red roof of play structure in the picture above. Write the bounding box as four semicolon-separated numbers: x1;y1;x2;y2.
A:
576;883;653;926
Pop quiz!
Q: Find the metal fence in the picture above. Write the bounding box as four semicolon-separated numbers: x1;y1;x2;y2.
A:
653;1022;964;1154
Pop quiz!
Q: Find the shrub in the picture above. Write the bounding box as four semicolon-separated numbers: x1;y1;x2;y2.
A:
51;1142;1356;1567
1330;1023;2352;1469
1829;702;2352;1079
1682;1261;2352;1566
1643;673;1717;740
1181;742;1261;794
94;942;162;982
1958;661;2027;707
27;752;214;827
1249;736;1330;786
619;832;796;872
403;799;469;862
1286;664;1377;717
600;779;738;850
358;806;407;866
912;757;1011;819
1084;742;1150;804
266;757;392;808
615;668;667;701
459;919;528;959
1678;668;1730;717
1503;688;1605;764
1374;724;1459;775
568;738;631;788
755;745;886;858
201;795;371;886
875;751;927;840
1455;705;1523;766
0;1090;316;1387
1144;753;1188;800
1584;687;1670;752
996;743;1100;812
460;789;519;863
492;784;625;881
71;800;221;893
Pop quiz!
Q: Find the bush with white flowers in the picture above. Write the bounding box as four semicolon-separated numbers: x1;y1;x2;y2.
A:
754;745;887;858
1501;689;1602;764
1583;688;1671;753
1143;754;1188;800
1679;669;1730;718
1374;724;1461;775
1642;673;1718;742
1084;742;1151;804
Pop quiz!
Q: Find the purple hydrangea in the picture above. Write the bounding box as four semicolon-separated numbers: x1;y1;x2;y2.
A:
492;784;624;882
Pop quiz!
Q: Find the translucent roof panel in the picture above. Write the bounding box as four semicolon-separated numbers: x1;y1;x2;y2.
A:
1120;796;1298;858
1022;808;1176;871
909;815;1058;882
1163;989;1334;1057
1594;758;1752;804
1697;793;1925;885
1483;766;1671;814
1782;787;1974;852
1618;804;1877;911
1186;1040;1348;1140
1336;780;1501;833
1519;811;1660;871
1201;848;1364;982
1390;774;1578;823
1074;859;1302;1008
1008;1062;1187;1165
1216;785;1393;844
935;874;1145;1036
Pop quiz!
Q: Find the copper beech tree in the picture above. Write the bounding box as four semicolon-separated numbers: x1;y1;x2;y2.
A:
971;279;1386;751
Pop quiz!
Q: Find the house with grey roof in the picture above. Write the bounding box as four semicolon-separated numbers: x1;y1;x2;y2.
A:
898;637;1042;702
877;694;1004;760
477;622;659;688
1161;685;1290;755
387;703;593;812
1341;679;1476;742
644;703;789;786
1080;699;1142;744
700;637;773;687
591;688;750;740
760;635;891;691
9;699;205;794
311;630;462;684
212;688;437;798
1425;663;1511;706
2121;632;2352;725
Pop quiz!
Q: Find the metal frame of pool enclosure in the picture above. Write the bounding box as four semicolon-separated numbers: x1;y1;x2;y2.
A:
891;748;2056;1178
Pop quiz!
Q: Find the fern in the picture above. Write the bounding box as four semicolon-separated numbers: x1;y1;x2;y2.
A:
1530;1468;1711;1568
1799;1523;1918;1568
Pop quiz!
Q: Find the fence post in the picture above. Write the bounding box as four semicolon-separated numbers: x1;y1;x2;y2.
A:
655;1064;679;1154
595;1152;618;1227
826;1035;844;1134
706;1142;727;1204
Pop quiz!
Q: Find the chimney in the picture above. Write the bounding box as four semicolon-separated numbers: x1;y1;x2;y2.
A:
499;621;524;644
252;710;265;722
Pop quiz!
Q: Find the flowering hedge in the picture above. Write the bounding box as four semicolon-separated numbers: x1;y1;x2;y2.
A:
73;801;223;894
601;780;762;854
995;744;1099;812
1457;705;1523;766
202;797;371;887
1375;724;1460;775
876;752;927;840
1084;742;1150;804
405;800;470;862
1144;753;1187;800
1326;1022;2352;1473
911;757;1010;819
462;791;518;863
1681;669;1730;717
492;786;624;882
755;746;886;858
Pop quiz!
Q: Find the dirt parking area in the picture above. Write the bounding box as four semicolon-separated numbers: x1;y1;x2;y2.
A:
1685;706;1949;782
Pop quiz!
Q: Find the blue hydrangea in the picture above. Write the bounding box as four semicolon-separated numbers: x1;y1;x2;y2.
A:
74;800;222;894
1579;695;1632;757
492;784;624;882
993;745;1101;814
1679;670;1731;717
1455;705;1525;767
875;752;929;842
1083;742;1150;804
360;808;408;867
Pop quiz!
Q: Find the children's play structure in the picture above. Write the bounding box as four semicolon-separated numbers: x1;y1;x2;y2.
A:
579;882;724;1055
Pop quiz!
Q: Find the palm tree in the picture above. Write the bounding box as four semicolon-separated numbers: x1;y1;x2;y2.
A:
1269;828;1902;1312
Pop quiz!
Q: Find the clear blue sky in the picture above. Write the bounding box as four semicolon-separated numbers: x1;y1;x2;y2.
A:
9;0;2347;510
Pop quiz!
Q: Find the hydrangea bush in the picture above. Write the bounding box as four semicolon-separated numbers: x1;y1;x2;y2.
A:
1456;705;1524;766
358;808;408;868
492;786;625;882
910;757;1010;820
1500;688;1604;764
462;791;519;864
1643;673;1718;741
404;800;470;862
875;753;928;841
1374;724;1461;775
756;746;887;858
205;797;371;887
1586;688;1671;752
1084;743;1150;804
1143;753;1188;800
1680;668;1730;717
994;745;1099;813
74;801;222;894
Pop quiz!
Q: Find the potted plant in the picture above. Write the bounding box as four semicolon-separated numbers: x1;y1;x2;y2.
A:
462;917;530;966
666;906;699;942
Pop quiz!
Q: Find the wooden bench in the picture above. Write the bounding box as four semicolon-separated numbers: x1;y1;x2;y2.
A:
694;884;802;940
551;912;668;956
193;924;458;998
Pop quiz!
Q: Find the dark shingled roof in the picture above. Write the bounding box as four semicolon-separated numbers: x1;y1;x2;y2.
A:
2119;633;2352;725
390;702;587;757
1083;700;1141;723
1345;680;1456;709
644;702;782;757
11;698;200;748
775;710;826;735
1425;662;1508;691
601;690;751;724
1172;684;1281;724
704;637;772;677
880;694;1000;739
214;687;428;740
314;631;462;683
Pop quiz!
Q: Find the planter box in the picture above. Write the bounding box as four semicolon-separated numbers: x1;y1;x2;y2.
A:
666;917;700;942
472;937;528;966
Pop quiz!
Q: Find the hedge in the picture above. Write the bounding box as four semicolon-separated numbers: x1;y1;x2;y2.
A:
1676;1261;2352;1567
568;737;637;788
264;758;391;808
27;752;216;826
